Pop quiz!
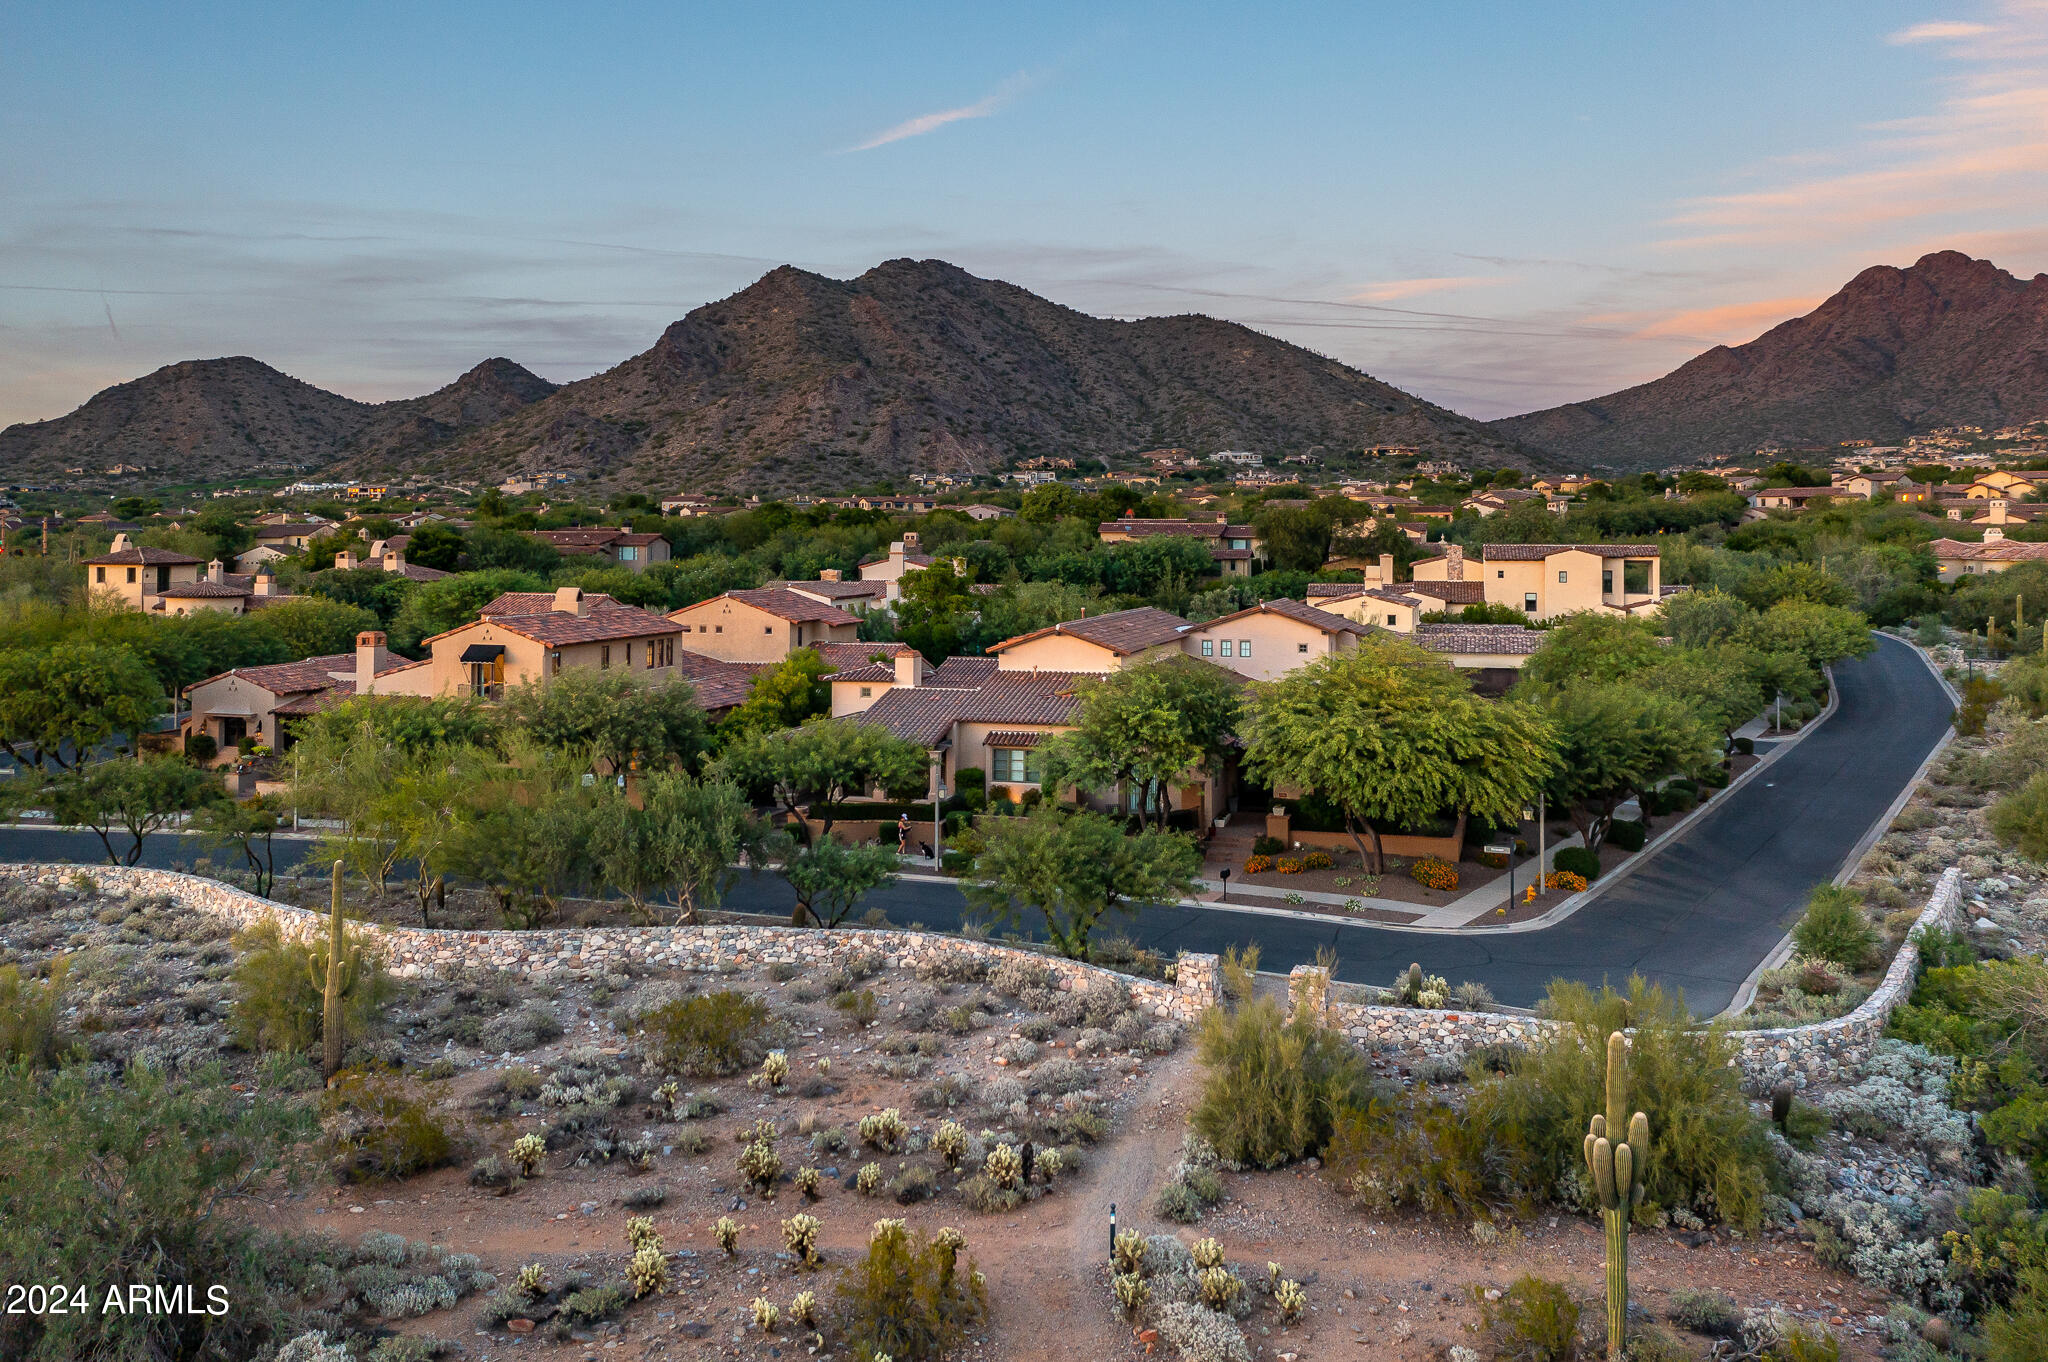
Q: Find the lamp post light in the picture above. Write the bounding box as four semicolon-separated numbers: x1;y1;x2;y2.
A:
1109;1203;1118;1266
933;781;947;870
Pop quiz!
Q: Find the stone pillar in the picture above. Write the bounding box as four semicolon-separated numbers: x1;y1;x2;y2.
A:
1287;964;1330;1027
1171;952;1221;1018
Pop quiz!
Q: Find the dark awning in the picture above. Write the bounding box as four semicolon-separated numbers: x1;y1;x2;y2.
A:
459;643;505;664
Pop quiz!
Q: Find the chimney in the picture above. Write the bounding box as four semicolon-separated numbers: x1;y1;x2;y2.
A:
207;559;224;583
111;531;131;553
1445;544;1465;581
253;567;275;597
1985;525;2007;542
1378;552;1395;583
902;530;920;550
382;549;404;572
355;631;390;691
335;549;358;571
894;651;925;687
552;585;587;616
819;568;842;582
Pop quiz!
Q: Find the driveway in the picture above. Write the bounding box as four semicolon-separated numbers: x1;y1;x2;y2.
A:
0;636;1954;1015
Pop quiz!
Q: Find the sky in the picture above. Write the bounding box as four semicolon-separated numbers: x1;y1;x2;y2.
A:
4;0;2048;431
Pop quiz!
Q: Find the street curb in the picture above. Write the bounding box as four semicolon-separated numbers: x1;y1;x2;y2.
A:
1720;634;1957;1018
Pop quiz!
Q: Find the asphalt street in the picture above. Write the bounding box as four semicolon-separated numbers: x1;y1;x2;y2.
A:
0;634;1953;1015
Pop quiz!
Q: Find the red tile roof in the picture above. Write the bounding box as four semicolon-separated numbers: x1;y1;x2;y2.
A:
671;650;774;711
1405;581;1487;605
686;588;863;626
489;606;683;647
1191;598;1369;635
857;668;1091;746
984;606;1189;657
157;580;253;599
87;545;203;566
479;591;627;617
1480;543;1659;560
1411;623;1546;656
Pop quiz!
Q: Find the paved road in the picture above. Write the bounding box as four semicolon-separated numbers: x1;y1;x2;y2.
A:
0;635;1953;1015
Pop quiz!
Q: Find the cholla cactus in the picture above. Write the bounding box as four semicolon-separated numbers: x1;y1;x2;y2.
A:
509;1132;546;1178
1265;1262;1282;1293
1198;1266;1241;1310
763;1050;790;1085
739;1139;782;1197
856;1162;881;1195
1191;1237;1226;1270
817;1056;832;1076
870;1217;908;1245
1037;1148;1065;1178
627;1243;668;1299
782;1213;821;1267
1275;1277;1307;1322
712;1216;740;1256
514;1263;546;1299
751;1296;779;1333
1113;1230;1146;1276
1113;1272;1150;1317
789;1290;818;1328
983;1142;1022;1190
625;1216;660;1253
795;1166;822;1200
738;1118;778;1146
653;1078;679;1111
858;1107;909;1152
1584;1031;1651;1362
933;1119;968;1169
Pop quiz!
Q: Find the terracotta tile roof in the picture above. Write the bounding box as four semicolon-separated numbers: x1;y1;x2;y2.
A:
186;651;419;698
531;527;632;548
1361;585;1425;607
1096;518;1255;540
857;668;1091;746
983;730;1050;748
390;562;451;581
156;579;253;599
671;650;773;711
86;545;203;566
1211;547;1256;561
1480;543;1660;560
784;578;888;600
1404;580;1486;605
1307;583;1370;598
858;688;974;746
479;591;626;617
985;606;1189;658
924;656;999;687
1412;623;1547;656
1193;598;1369;635
490;605;683;646
252;521;326;540
1930;538;2048;562
829;665;896;683
690;588;863;626
812;641;914;666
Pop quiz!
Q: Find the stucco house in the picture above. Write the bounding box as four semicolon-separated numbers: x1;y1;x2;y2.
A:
1178;598;1371;680
1929;534;2048;581
1096;514;1263;576
667;589;862;663
1409;543;1661;621
181;638;425;761
527;526;672;571
367;589;687;701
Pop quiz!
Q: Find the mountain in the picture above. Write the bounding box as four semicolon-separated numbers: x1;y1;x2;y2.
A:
336;258;1540;491
0;356;555;485
1493;251;2048;468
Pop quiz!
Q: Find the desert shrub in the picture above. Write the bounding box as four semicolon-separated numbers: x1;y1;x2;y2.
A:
1544;870;1588;893
479;1002;563;1054
1551;846;1601;882
835;988;880;1027
229;919;390;1055
1325;1092;1520;1218
1031;1057;1090;1095
1955;676;2003;736
1493;976;1774;1228
835;1220;987;1362
889;1164;937;1204
1605;819;1647;852
1474;1275;1582;1362
1409;857;1459;891
1791;885;1879;970
1669;1287;1741;1337
1153;1301;1252;1362
1155;1168;1224;1223
325;1070;460;1183
639;991;772;1077
0;960;71;1068
1191;992;1374;1167
1889;956;2048;1179
555;1284;627;1324
1989;771;2048;861
1251;835;1285;856
0;1061;315;1362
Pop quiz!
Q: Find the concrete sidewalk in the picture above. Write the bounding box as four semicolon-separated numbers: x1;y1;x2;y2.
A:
1195;832;1585;927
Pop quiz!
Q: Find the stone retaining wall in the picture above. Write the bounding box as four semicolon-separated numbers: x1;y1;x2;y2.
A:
0;863;1220;1024
1288;867;1964;1086
0;861;1960;1081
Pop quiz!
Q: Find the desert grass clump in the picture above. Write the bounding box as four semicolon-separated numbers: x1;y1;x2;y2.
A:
509;1131;546;1178
782;1212;821;1267
836;1220;987;1362
0;959;72;1068
1668;1288;1740;1338
323;1070;459;1183
1190;988;1373;1168
638;991;772;1077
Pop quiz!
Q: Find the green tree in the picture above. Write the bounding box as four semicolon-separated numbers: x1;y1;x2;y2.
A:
192;793;288;897
715;718;929;843
1520;614;1664;689
893;562;976;664
589;772;761;924
384;568;549;654
718;648;834;736
1254;504;1334;572
1659;589;1752;648
962;807;1200;959
292;693;503;757
1238;637;1558;870
250;596;380;660
782;835;901;928
39;757;223;865
382;744;492;926
402;521;466;570
504;669;706;773
1737;600;1874;673
307;565;416;626
1638;646;1770;739
0;642;163;771
1541;683;1721;848
1036;656;1241;827
448;749;597;928
1738;561;1854;611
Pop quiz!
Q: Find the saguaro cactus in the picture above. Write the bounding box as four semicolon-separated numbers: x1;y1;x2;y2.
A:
308;859;362;1079
1583;1031;1649;1362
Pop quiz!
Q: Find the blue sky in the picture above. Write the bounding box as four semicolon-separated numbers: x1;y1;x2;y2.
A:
5;1;2047;429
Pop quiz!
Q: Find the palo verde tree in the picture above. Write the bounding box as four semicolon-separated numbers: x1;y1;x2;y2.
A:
1534;683;1720;850
588;771;763;925
1237;636;1558;872
715;717;928;844
1518;613;1666;690
33;756;224;866
447;745;598;929
963;806;1200;959
1036;655;1241;828
780;834;901;928
0;641;162;772
192;793;290;898
504;668;707;774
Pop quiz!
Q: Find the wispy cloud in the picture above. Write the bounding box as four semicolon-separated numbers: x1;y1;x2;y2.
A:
1345;275;1506;303
1582;294;1824;343
845;71;1040;152
1889;20;1994;43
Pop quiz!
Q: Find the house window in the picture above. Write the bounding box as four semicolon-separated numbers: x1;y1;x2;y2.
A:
1219;640;1233;657
1201;640;1214;657
1557;570;1568;583
1496;569;1505;579
1386;614;1398;626
764;626;773;635
619;545;638;561
1239;639;1251;657
95;567;105;583
714;625;722;633
860;686;872;698
127;567;137;583
1297;642;1309;653
1602;568;1614;594
600;645;611;669
992;747;1043;783
1524;593;1538;613
624;643;633;666
550;651;563;675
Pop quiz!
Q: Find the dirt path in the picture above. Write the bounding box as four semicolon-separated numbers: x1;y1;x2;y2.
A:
979;1050;1198;1361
